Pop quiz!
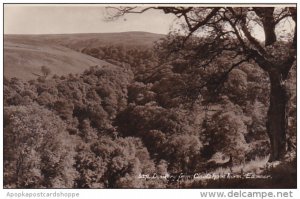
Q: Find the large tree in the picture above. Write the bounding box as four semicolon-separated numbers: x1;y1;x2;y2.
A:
107;6;296;161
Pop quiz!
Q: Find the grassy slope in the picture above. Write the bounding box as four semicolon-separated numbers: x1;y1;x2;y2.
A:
4;40;115;80
4;32;164;80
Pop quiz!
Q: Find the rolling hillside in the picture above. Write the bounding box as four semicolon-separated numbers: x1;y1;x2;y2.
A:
4;31;164;51
4;40;115;80
4;32;164;80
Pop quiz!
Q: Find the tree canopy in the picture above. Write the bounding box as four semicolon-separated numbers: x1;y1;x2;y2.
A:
107;6;296;161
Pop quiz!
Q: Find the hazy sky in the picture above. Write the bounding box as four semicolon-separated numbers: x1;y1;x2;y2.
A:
4;5;177;34
4;4;294;40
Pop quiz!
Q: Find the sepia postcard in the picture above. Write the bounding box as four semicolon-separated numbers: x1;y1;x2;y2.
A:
3;3;297;190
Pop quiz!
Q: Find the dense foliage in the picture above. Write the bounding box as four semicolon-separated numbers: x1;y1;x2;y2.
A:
4;36;296;188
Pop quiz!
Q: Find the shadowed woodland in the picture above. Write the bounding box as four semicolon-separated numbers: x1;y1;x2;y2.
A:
3;6;297;188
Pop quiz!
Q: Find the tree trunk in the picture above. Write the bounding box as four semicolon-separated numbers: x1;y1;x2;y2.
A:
253;7;276;46
267;70;288;161
262;20;276;46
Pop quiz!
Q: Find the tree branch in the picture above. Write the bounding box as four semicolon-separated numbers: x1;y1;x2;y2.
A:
105;6;155;20
189;8;221;33
222;12;247;51
240;17;267;55
246;49;271;71
227;7;267;55
274;8;291;24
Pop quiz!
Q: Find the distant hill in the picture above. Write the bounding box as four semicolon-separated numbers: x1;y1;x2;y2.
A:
4;31;165;51
4;32;164;80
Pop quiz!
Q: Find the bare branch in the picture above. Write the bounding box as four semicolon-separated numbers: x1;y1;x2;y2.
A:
222;12;247;51
274;7;291;24
227;7;266;54
105;6;155;20
189;8;221;33
240;17;267;55
275;13;292;24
